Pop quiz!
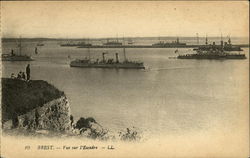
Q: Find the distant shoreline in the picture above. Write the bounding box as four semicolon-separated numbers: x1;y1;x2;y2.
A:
2;37;249;48
1;36;249;41
75;44;249;48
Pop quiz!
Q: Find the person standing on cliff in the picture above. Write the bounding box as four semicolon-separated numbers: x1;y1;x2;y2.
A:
26;64;30;81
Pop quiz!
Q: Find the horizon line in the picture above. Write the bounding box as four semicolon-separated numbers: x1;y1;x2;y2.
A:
1;35;249;39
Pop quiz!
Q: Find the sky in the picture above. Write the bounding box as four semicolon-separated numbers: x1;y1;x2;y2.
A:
1;1;249;38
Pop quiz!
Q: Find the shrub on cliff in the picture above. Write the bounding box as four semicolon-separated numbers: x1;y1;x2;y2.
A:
75;117;96;129
118;127;142;141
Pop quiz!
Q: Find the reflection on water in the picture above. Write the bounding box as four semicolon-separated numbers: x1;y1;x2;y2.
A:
1;41;249;137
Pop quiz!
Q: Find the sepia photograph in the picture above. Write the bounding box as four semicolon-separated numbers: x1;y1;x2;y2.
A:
0;1;249;157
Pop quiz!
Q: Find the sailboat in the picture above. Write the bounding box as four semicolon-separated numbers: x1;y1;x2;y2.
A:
1;37;34;61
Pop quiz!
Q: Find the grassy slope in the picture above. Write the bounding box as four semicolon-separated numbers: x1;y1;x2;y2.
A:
1;78;64;123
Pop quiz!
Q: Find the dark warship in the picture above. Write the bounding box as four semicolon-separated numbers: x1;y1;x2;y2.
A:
193;36;243;51
60;42;92;47
103;38;123;46
178;39;246;60
60;39;92;47
152;37;187;48
70;47;145;69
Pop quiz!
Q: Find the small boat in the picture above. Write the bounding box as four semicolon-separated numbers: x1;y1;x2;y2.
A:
2;37;34;61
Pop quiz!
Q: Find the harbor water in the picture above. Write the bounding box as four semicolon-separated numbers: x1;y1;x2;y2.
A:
1;39;249;139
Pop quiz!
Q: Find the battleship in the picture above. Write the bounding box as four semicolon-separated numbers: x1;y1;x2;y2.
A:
60;39;92;47
152;37;187;48
223;37;243;51
193;36;243;51
178;41;246;60
177;51;246;59
1;38;34;61
60;42;92;47
70;47;145;69
103;38;123;46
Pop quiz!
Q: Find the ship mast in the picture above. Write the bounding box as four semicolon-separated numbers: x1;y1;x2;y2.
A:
123;36;127;62
123;47;127;61
196;33;199;45
87;38;90;60
19;36;22;56
228;35;231;45
220;33;223;48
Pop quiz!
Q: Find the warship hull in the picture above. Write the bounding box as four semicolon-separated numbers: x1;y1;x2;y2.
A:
1;55;34;61
70;61;145;69
61;44;92;47
224;47;243;51
177;54;246;59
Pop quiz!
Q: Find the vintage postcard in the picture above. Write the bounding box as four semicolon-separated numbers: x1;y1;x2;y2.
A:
0;1;249;158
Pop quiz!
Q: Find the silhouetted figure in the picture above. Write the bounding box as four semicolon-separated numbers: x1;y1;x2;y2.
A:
35;47;38;54
22;72;26;80
11;49;15;56
11;73;15;79
26;64;30;81
17;71;22;79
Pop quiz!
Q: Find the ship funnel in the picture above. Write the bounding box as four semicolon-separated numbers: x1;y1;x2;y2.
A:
115;53;119;63
228;37;231;44
123;48;127;62
220;33;224;48
205;35;208;45
221;41;224;48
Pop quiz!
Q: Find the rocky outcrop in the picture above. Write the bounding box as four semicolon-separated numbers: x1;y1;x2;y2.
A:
3;96;71;131
2;78;71;132
1;78;141;141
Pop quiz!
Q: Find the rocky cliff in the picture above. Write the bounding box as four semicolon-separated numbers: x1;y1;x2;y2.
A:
1;78;141;141
2;78;71;132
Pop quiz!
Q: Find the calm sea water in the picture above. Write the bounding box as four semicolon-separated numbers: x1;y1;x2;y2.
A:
1;38;249;138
